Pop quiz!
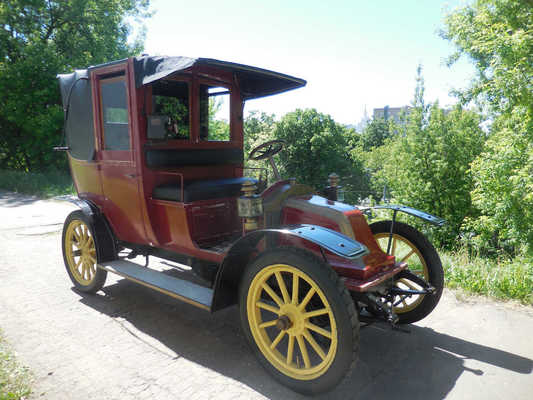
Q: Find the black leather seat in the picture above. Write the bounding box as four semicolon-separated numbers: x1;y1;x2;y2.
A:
153;177;258;203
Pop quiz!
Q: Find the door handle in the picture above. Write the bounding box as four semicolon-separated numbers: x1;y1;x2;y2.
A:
125;173;138;179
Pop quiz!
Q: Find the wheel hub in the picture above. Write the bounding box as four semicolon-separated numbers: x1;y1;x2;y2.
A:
276;315;292;330
279;304;305;335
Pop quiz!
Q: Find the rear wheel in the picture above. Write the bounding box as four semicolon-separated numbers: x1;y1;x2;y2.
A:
240;248;358;394
370;220;443;324
62;210;107;293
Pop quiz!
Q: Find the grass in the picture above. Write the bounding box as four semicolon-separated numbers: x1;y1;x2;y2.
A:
0;330;32;400
0;169;74;198
442;249;533;305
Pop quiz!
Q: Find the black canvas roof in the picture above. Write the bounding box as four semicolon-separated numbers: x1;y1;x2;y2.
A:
132;56;306;100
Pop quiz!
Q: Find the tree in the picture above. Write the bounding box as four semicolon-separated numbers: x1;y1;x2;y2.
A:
272;109;370;203
0;0;150;171
442;0;533;254
364;66;486;247
360;117;394;151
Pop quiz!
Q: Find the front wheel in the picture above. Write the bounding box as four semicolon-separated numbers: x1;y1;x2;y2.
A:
62;210;107;293
370;220;444;324
239;248;358;394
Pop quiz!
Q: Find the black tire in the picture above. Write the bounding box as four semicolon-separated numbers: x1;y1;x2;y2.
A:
239;247;358;394
62;210;107;293
370;220;444;324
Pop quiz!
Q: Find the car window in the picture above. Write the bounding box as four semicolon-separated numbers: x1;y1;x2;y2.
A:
199;84;230;141
151;80;190;140
101;76;130;150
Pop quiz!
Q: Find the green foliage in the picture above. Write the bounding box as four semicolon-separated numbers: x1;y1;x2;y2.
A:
243;111;276;181
155;97;189;139
0;329;32;400
443;0;533;255
0;0;151;172
360;117;394;151
466;110;533;254
442;250;533;305
370;104;485;247
0;169;74;197
362;65;486;247
442;0;532;113
273;109;370;203
244;111;276;156
207;97;230;141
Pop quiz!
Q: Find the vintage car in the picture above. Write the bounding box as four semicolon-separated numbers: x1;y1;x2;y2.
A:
56;55;445;394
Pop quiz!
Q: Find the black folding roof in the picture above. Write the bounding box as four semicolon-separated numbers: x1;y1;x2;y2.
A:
132;56;306;100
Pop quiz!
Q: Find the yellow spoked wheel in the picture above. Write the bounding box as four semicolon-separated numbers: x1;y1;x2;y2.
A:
62;210;107;293
374;233;429;313
248;264;337;380
370;220;444;324
240;248;358;395
65;219;97;285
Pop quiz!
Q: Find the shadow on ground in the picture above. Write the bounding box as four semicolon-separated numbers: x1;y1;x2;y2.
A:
77;279;532;400
0;191;41;207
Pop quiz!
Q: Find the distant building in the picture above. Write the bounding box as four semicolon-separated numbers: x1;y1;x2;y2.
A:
356;105;371;132
373;105;412;123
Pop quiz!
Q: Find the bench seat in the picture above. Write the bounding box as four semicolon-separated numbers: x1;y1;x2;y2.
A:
153;177;257;203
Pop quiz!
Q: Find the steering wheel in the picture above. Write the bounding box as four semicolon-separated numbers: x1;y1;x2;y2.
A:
249;140;285;161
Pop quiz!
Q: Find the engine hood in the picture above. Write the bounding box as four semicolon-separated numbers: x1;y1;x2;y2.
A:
282;195;357;239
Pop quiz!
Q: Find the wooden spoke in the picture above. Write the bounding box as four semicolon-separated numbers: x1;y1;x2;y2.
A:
79;225;85;243
298;287;316;310
256;301;280;314
296;335;311;368
400;249;415;263
259;320;277;329
304;322;332;339
391;237;397;255
291;274;299;305
398;279;419;290
275;272;290;303
286;334;295;365
303;329;326;360
262;282;283;307
72;231;81;245
303;308;329;319
270;330;285;350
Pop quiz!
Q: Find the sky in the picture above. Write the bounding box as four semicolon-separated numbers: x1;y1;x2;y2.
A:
139;0;474;125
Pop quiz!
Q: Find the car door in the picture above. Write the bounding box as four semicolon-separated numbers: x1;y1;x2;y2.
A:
95;66;145;244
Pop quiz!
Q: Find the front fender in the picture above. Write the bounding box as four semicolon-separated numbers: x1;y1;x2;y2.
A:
365;204;446;227
211;224;368;311
67;197;117;263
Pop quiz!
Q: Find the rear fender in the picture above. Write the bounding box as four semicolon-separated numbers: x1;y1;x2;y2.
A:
211;224;368;311
67;198;117;262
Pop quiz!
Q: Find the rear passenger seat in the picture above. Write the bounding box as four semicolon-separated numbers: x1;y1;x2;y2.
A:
146;147;256;203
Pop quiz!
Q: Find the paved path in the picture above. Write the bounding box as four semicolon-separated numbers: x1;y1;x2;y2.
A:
0;191;532;399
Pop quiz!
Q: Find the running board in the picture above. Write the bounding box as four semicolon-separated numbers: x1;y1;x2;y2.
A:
98;260;213;310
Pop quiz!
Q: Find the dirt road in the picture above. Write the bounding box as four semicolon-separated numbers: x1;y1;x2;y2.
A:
0;191;532;399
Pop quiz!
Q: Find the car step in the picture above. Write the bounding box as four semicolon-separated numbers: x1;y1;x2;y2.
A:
98;260;213;310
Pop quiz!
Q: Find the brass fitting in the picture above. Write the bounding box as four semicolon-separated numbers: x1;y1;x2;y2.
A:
238;180;263;231
328;173;339;187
